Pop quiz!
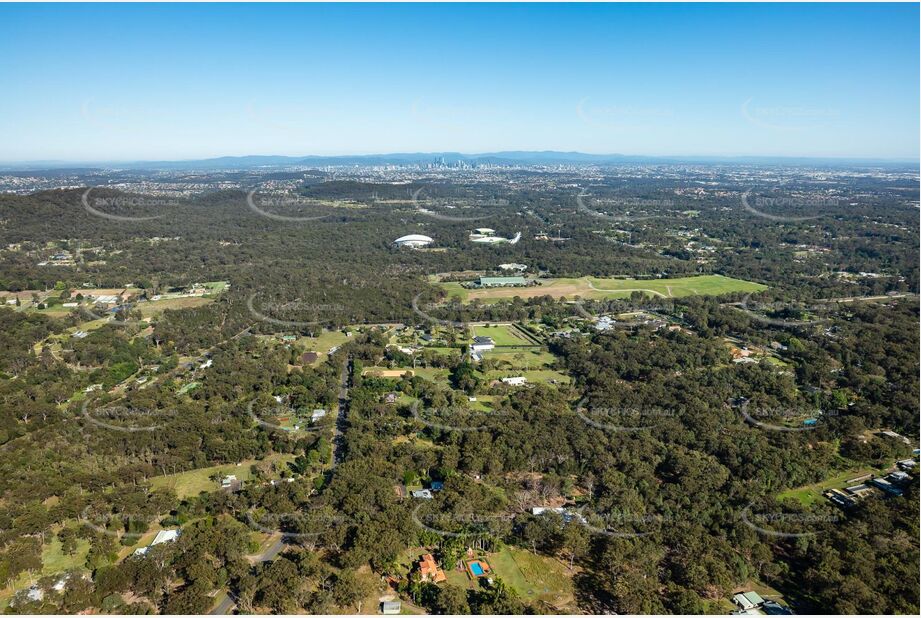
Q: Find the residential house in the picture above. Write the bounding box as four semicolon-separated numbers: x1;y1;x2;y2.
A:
417;554;447;583
732;591;765;612
134;528;180;556
896;459;917;471
471;336;495;352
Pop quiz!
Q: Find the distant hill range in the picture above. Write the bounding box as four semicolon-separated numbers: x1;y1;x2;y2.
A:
2;151;917;172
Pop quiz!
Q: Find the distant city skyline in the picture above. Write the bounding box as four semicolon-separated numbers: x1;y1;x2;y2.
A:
1;2;918;162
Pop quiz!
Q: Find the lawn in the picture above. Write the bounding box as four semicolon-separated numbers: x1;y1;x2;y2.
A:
777;465;889;506
202;280;230;296
297;330;350;360
362;367;415;378
411;367;451;383
486;547;574;608
468;395;496;412
441;274;765;303
0;532;93;608
40;534;92;574
480;369;570;385
399;546;573;611
138;296;213;317
483;349;557;370
471;324;534;347
149;454;294;499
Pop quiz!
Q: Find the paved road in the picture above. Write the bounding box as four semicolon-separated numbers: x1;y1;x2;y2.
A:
213;352;351;616
331;356;352;467
209;592;236;616
253;535;286;564
209;533;287;615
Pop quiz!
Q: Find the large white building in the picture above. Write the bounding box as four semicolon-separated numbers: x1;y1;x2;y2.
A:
469;230;521;245
394;234;433;248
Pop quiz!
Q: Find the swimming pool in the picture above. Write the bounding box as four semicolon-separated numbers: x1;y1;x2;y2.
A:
470;562;485;576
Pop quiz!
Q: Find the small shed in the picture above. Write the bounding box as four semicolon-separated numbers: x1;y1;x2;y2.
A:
380;600;401;614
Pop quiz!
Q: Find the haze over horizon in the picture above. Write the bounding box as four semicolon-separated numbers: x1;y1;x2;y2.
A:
1;2;918;162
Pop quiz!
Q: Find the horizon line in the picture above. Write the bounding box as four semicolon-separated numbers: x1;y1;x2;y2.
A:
1;150;919;168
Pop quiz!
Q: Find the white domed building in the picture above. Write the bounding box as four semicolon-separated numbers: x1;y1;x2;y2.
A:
394;234;433;248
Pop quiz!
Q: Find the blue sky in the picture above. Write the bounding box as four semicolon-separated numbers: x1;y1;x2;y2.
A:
0;2;918;161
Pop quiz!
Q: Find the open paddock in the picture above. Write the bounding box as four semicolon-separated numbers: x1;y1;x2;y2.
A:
441;275;766;303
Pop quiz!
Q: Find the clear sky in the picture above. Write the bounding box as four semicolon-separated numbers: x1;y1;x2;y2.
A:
0;2;918;162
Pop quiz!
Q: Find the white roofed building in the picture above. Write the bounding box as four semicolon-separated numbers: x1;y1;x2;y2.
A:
394;234;433;248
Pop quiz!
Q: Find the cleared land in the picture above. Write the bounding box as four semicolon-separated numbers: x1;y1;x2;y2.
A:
471;324;535;346
441;274;766;302
483;369;570;384
363;368;415;378
149;454;294;499
442;547;574;610
297;330;350;360
137;296;213;317
777;464;889;506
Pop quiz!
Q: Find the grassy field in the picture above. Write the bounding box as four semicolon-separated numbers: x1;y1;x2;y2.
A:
41;535;92;574
485;548;574;608
363;367;415;378
481;369;570;385
202;280;229;295
149;454;294;499
0;533;93;608
777;465;888;506
297;330;350;361
400;546;573;611
483;349;557;370
441;274;766;302
410;367;451;383
471;324;534;346
138;296;213;317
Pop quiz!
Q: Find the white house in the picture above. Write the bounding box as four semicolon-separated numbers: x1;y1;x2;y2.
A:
501;376;527;386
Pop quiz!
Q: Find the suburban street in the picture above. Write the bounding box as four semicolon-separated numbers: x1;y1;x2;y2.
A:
210;356;350;615
331;356;352;467
209;533;287;615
